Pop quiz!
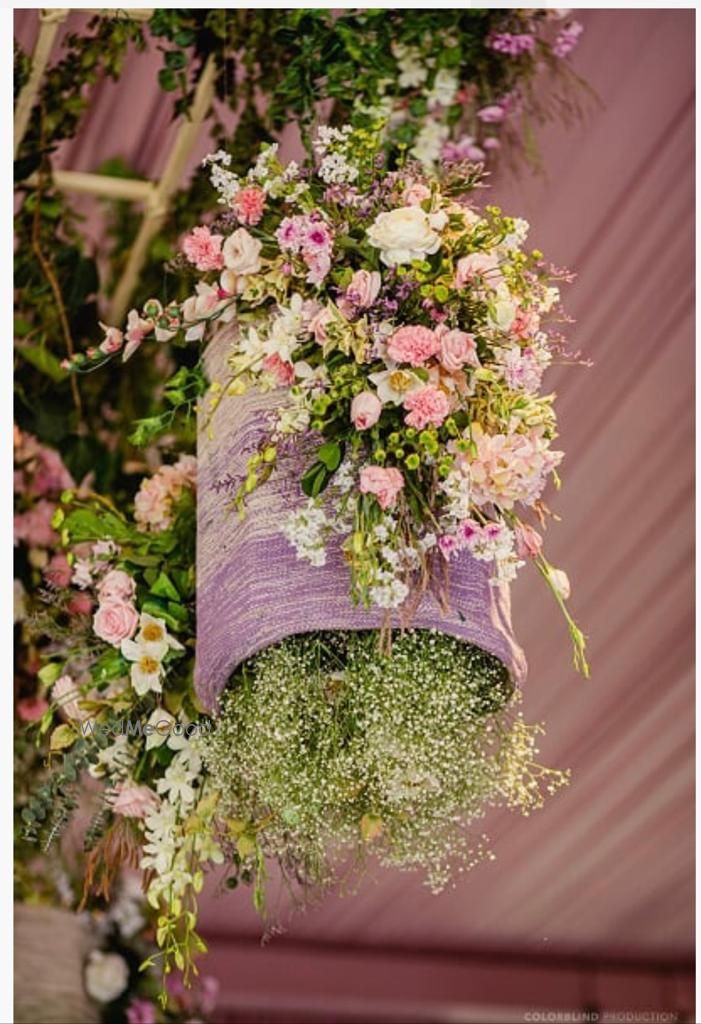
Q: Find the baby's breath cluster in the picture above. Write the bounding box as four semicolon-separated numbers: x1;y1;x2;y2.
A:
199;630;569;894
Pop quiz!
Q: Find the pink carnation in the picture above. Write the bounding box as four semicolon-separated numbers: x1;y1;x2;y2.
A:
387;325;440;366
232;186;266;226
134;457;197;532
359;465;405;510
93;598;139;647
403;385;451;429
262;353;295;386
182;226;224;271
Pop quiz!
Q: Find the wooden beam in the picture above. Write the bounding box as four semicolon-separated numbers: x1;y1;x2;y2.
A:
23;169;155;202
107;54;217;323
14;9;69;158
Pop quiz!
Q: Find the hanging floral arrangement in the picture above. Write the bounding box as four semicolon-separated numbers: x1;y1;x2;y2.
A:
28;122;589;996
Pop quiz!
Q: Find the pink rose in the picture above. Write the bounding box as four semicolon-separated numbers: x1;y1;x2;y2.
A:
97;569;136;603
359;466;405;510
402;181;432;206
43;553;72;589
345;270;381;309
437;328;479;372
515;523;543;560
67;592;93;617
112;780;160;819
16;696;49;722
387;325;440;366
309;307;333;344
93;599;139;647
351;391;382;430
455;252;503;290
403;385;451;429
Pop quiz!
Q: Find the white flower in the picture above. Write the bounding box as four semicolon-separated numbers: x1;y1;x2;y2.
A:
157;758;199;805
144;708;188;751
120;642;163;696
71;558;93;589
427;68;459;108
367;205;446;267
488;295;517;333
223;227;262;276
392;42;428;89
84;951;129;1003
410;120;450;168
88;735;134;780
369;366;423;405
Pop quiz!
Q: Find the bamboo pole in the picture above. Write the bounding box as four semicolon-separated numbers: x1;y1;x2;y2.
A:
107;54;217;324
14;9;69;158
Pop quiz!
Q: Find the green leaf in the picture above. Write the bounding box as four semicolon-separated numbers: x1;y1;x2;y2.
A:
50;724;77;752
317;441;343;472
301;460;330;498
150;572;180;602
38;662;62;686
16;344;69;383
90;647;127;684
63;508;132;544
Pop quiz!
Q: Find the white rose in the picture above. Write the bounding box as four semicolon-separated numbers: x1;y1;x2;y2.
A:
223;228;262;275
366;206;446;267
84;951;129;1003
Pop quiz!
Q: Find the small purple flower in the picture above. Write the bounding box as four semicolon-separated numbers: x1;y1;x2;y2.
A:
553;20;583;58
438;533;460;559
488;32;536;57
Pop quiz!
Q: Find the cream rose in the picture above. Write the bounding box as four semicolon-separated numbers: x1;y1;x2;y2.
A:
223;227;262;275
84;951;129;1003
366;206;447;266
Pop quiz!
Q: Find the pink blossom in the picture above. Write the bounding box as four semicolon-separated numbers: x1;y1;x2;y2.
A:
387;325;440;366
67;592;93;617
182;226;224;271
438;533;460;560
510;306;540;338
467;427;563;508
276;216;304;252
489;32;536;56
437;328;479;372
14;500;58;548
123;309;153;362
482;137;501;151
126;1000;157;1024
93;599;139;647
402;181;432;206
232;186;266;226
303;220;333;253
305;249;332;285
97;569;136;603
99;323;124;355
52;674;90;721
262;353;295;386
16;696;49;722
442;137;486;163
134;457;196;533
403;385;451;429
14;431;74;497
43;553;72;588
553;20;583;58
455;252;503;290
359;465;405;510
351;391;382;430
477;104;505;123
515;522;543;559
112;780;160;819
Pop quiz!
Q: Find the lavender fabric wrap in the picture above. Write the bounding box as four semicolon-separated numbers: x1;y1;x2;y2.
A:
196;329;527;711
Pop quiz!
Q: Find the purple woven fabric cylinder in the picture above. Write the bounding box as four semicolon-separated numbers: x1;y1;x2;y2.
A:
196;330;527;711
